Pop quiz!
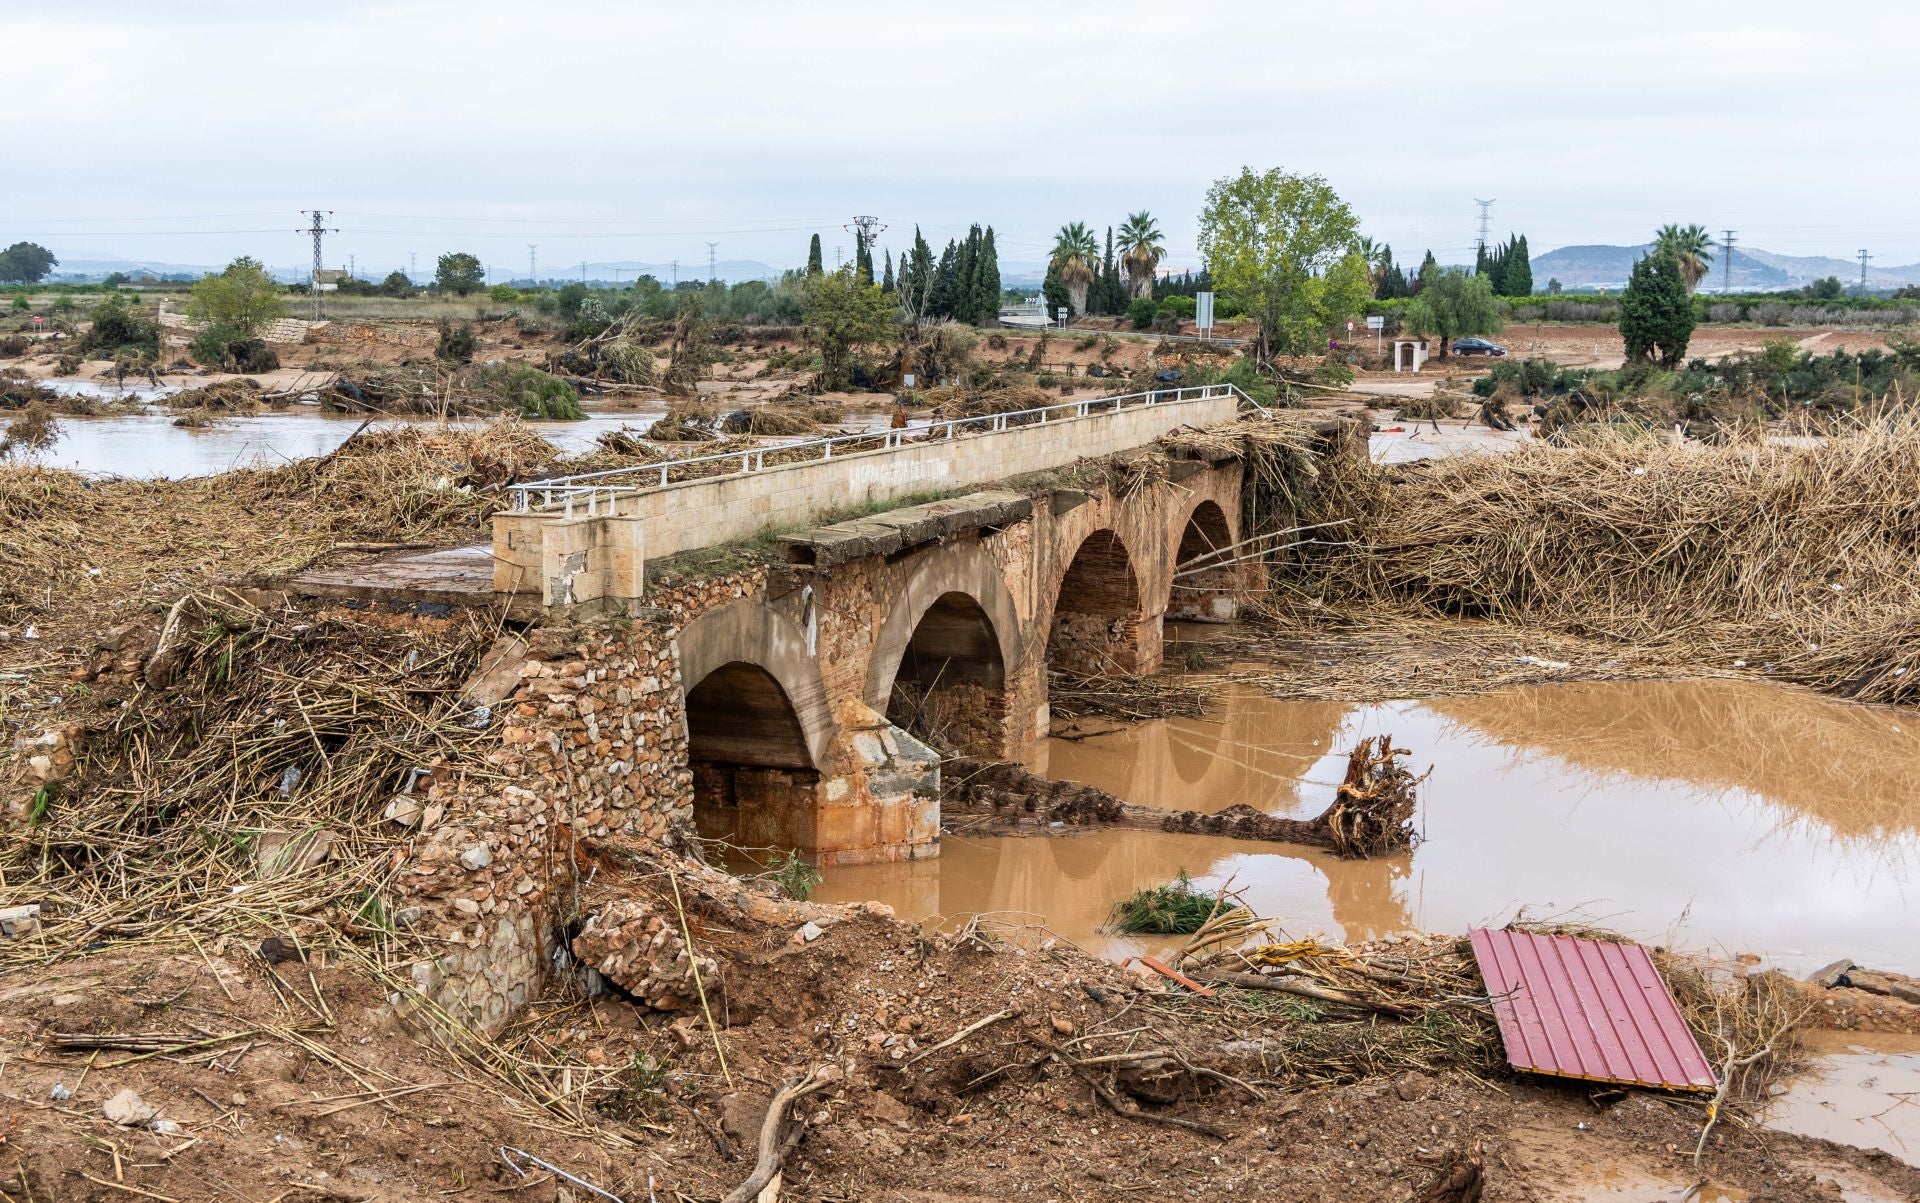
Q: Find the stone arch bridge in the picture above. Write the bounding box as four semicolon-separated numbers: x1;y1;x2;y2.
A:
674;461;1248;864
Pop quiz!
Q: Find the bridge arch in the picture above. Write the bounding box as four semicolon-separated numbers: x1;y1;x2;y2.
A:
1047;527;1151;676
1168;498;1241;622
864;542;1022;758
678;601;836;850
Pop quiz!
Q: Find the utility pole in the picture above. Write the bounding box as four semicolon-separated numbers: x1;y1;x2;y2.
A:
834;245;843;268
1473;199;1496;266
706;242;719;282
1857;248;1873;295
1720;230;1737;294
409;251;417;282
580;261;587;284
844;215;886;281
527;245;538;287
348;253;356;280
670;260;678;288
297;209;337;321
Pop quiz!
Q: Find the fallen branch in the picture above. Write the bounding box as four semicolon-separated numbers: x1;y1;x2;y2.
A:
895;1008;1021;1070
721;1066;839;1203
1190;970;1418;1018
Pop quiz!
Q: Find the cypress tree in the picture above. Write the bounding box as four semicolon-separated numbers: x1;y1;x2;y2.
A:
930;240;959;319
953;227;979;323
973;227;1001;325
1506;235;1533;296
880;251;895;294
806;234;823;277
855;237;874;287
902;227;935;318
1381;263;1408;299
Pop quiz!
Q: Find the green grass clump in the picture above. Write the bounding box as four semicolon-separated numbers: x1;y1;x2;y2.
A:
1107;871;1234;935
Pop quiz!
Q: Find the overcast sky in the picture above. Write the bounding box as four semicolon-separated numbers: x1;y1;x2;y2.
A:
6;0;1918;278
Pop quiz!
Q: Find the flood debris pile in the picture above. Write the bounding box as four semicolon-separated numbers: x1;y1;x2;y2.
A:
1307;414;1920;705
3;592;500;964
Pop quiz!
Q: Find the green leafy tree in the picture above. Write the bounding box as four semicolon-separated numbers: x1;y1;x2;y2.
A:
1619;251;1695;367
435;251;485;296
381;270;414;297
102;271;130;289
0;243;57;284
1048;222;1099;317
1402;269;1502;359
1042;263;1069;322
1197;167;1364;359
1653;224;1714;294
807;233;824;277
1803;275;1845;301
1412;250;1439;294
9;295;26;313
1547;277;1562;295
802;269;896;391
187;257;286;337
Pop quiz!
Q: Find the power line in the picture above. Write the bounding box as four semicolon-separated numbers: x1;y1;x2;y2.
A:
1858;248;1873;295
1473;199;1496;264
297;209;337;321
706;241;718;281
527;244;537;285
1720;229;1737;294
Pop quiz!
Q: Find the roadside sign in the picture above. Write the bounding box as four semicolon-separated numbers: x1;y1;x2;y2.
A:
1056;307;1068;328
1195;291;1215;332
1366;315;1385;330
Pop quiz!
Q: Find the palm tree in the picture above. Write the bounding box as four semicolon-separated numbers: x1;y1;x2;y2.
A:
1117;211;1165;301
1354;234;1391;290
1049;222;1100;315
1654;224;1715;293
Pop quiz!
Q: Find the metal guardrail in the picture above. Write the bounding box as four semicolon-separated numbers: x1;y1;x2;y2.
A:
510;383;1255;516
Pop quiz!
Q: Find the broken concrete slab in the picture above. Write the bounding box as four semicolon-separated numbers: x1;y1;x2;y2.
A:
0;904;40;939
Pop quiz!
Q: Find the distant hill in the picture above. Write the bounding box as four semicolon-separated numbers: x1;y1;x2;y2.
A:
1531;243;1920;293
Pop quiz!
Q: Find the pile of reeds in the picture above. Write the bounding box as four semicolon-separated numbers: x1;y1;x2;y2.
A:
1047;669;1207;723
0;369;58;410
647;401;720;441
164;378;263;412
0;402;60;459
720;405;820;436
0;592;498;973
1313;415;1920;705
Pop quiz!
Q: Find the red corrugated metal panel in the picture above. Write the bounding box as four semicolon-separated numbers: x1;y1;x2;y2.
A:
1469;928;1717;1092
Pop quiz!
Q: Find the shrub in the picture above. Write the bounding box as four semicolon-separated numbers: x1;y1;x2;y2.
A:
189;324;279;372
1127;297;1156;329
79;293;158;357
1108;871;1234;934
1158;295;1196;320
477;364;583;420
436;320;477;364
0;334;28;357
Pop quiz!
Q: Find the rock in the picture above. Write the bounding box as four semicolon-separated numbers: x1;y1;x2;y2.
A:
383;794;423;826
103;1088;156;1126
0;903;41;939
797;921;825;944
1051;1016;1076;1036
1807;958;1854;988
458;843;493;871
1844;970;1920;1005
49;1082;71;1101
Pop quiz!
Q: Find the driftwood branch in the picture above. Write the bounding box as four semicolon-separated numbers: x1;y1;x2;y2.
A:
721;1066;838;1203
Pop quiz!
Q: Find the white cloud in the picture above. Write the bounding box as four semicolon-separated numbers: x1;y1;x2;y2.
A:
5;0;1916;274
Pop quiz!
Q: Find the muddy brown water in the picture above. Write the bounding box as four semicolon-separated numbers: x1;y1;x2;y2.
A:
815;677;1919;977
0;404;915;478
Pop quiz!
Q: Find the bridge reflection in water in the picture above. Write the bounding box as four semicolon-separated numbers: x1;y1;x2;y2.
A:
815;678;1920;976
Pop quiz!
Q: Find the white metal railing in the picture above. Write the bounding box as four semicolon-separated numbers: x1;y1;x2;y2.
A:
509;383;1256;516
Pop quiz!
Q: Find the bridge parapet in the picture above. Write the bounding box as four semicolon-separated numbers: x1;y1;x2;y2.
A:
491;385;1247;599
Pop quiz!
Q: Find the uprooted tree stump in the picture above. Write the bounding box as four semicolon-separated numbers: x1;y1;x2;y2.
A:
944;734;1426;858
